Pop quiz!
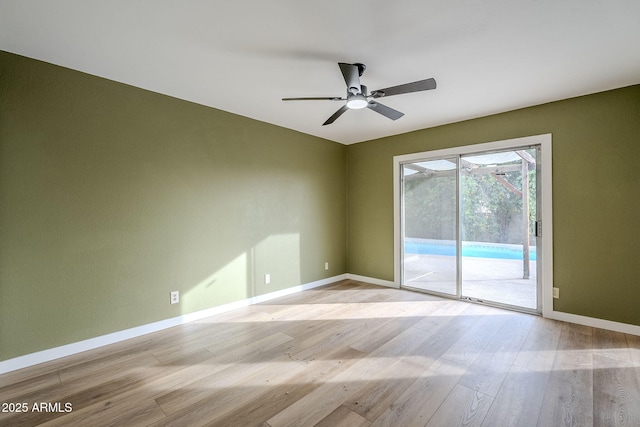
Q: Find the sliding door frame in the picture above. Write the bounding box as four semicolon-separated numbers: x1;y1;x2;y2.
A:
393;134;553;317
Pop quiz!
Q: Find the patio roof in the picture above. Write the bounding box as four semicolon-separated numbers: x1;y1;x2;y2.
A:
403;149;535;178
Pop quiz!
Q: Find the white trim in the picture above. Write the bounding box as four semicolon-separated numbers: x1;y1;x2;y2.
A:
346;273;397;288
538;136;554;318
393;159;402;288
393;134;553;315
4;272;638;375
549;310;640;337
347;276;640;337
393;134;551;164
0;274;347;375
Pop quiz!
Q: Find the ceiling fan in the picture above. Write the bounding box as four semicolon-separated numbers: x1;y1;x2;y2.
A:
282;62;436;126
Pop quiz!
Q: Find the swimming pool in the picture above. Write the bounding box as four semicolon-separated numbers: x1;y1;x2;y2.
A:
405;239;537;261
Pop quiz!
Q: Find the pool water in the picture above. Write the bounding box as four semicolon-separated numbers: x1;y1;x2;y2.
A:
405;240;537;261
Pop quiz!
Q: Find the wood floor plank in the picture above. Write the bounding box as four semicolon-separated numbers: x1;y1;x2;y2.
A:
0;371;61;402
439;306;510;367
1;280;639;427
344;357;431;422
348;314;424;354
40;331;295;427
513;316;562;371
563;321;593;336
458;312;534;397
40;399;166;427
266;351;390;427
369;358;468;427
58;351;160;385
151;355;312;426
343;304;488;422
314;405;371;427
277;319;368;365
265;316;455;427
425;384;493;427
0;373;156;426
537;328;594;427
626;333;640;367
480;365;549;427
592;327;632;364
41;334;294;427
154;339;299;416
593;354;640;427
206;347;365;427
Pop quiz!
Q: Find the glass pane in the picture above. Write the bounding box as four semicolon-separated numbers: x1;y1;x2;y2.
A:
402;158;458;295
460;148;537;309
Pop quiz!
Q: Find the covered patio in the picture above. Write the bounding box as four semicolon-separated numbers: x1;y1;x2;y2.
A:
401;148;539;311
403;251;537;309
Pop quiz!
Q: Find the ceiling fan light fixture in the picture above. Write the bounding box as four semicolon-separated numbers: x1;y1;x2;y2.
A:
346;94;368;109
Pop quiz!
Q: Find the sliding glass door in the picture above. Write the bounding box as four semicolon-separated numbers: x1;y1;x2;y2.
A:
460;149;538;310
401;158;458;296
399;142;543;314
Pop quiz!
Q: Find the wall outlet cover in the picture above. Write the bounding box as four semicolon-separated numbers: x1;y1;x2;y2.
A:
170;291;180;304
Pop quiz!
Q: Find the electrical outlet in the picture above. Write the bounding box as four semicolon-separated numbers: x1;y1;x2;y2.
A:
553;287;559;299
324;262;329;271
265;274;271;284
170;291;179;304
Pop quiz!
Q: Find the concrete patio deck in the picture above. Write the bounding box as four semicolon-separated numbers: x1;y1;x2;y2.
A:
403;253;538;310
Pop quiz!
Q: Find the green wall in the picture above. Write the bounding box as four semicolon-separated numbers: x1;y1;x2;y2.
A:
347;84;640;326
0;51;346;361
2;49;639;362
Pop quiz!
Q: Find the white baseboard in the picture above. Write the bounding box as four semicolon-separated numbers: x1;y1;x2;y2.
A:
4;274;637;375
0;274;347;375
548;309;640;337
346;273;397;288
345;274;640;337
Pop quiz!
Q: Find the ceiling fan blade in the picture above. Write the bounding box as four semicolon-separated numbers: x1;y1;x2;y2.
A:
371;78;436;98
323;105;349;126
282;97;344;101
338;63;361;94
367;102;404;120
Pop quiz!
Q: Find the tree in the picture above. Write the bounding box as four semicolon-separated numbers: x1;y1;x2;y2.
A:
404;156;536;245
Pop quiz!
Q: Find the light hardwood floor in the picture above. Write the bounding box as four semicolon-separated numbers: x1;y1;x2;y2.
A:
1;280;639;426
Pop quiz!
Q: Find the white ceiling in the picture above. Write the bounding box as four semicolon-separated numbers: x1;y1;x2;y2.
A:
1;1;639;144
